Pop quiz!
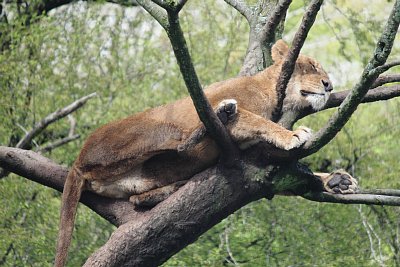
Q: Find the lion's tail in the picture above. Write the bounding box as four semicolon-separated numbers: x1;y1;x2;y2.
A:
54;166;85;267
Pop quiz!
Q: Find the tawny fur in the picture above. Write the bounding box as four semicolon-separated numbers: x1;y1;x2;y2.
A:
55;40;337;266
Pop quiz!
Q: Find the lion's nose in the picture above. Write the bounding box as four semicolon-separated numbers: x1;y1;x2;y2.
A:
322;79;333;92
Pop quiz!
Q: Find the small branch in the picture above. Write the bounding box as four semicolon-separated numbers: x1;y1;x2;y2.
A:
16;93;97;149
301;0;400;156
175;0;188;12
223;0;252;21
36;115;80;153
374;60;400;74
136;0;168;28
358;189;400;197
272;0;323;122
106;0;139;6
150;0;170;9
36;134;80;153
371;74;400;88
0;93;96;179
260;0;292;47
303;192;400;206
298;84;400;119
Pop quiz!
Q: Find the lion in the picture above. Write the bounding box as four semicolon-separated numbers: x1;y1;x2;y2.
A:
54;40;358;267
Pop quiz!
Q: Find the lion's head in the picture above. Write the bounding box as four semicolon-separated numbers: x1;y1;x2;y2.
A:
272;40;333;111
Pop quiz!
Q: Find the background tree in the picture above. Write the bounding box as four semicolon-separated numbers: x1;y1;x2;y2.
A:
1;0;400;266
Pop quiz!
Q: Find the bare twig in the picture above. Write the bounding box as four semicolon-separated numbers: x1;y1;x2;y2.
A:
36;134;80;153
223;0;252;22
272;0;324;122
301;0;400;156
16;93;97;149
36;115;80;153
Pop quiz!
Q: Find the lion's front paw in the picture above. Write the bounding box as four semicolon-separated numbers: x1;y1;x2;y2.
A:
323;170;358;194
285;126;312;150
215;99;238;124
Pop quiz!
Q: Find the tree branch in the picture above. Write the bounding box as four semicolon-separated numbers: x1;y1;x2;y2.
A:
298;84;400;119
15;92;97;149
136;1;239;162
300;0;400;156
238;1;291;76
223;0;252;22
36;134;80;153
303;192;400;206
260;0;292;45
0;93;97;179
0;146;138;226
36;115;80;153
272;0;323;122
136;0;168;28
373;59;400;74
371;74;400;88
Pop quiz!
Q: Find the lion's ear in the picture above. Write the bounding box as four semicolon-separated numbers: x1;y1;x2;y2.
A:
271;39;289;63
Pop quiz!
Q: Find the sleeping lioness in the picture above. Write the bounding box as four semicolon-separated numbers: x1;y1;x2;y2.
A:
54;40;358;267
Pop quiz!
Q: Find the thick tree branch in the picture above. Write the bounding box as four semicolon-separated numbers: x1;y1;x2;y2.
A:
0;146;137;226
272;0;323;122
300;0;400;156
2;145;400;266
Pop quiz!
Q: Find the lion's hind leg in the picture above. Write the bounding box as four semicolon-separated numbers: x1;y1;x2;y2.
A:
315;170;359;194
129;180;188;207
